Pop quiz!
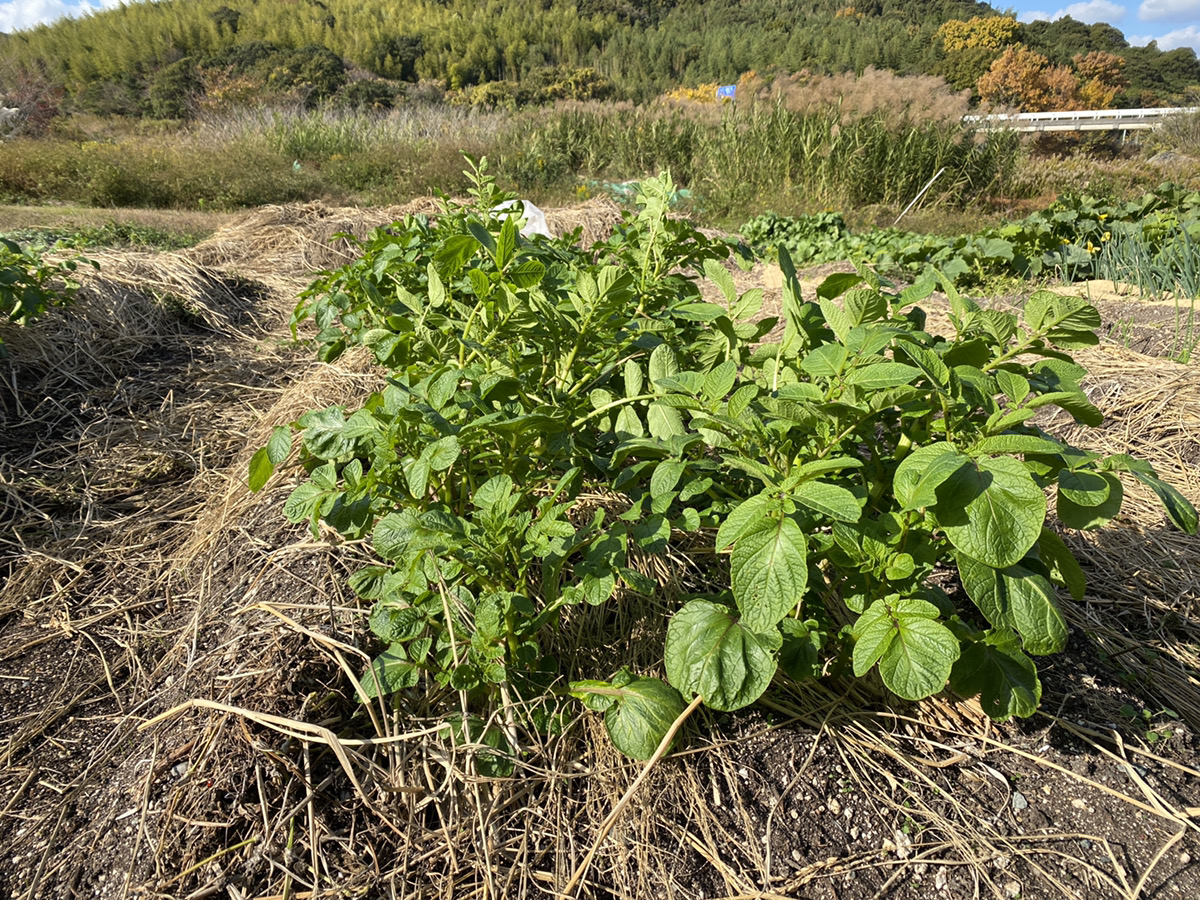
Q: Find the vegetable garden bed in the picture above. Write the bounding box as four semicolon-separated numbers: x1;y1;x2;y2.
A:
1;189;1198;900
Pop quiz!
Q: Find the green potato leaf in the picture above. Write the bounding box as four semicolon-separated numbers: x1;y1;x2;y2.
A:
298;405;354;460
958;555;1068;656
1036;527;1086;601
571;673;687;760
844;362;921;390
731;517;809;631
894;443;969;512
650;460;686;499
703;360;738;402
995;370;1030;403
972;434;1066;456
789;480;862;523
421;435;462;472
1133;471;1199;534
950;629;1041;721
665;600;778;711
359;644;420;700
266;425;292;465
1056;471;1123;529
368;603;427;643
852;597;958;701
647;401;685;439
936;456;1045;569
248;447;274;493
716;493;775;550
779;618;823;681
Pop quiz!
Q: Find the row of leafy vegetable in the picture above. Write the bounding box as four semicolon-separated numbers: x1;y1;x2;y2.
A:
741;183;1200;294
254;164;1197;766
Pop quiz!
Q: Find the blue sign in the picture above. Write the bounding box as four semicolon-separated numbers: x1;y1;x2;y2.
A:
717;84;737;100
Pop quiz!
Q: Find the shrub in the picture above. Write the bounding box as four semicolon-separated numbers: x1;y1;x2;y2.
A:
266;45;347;109
337;80;401;112
147;58;201;120
321;145;410;194
0;138;86;202
1147;105;1200;156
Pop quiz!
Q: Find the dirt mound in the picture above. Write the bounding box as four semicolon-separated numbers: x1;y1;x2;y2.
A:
1;214;1198;900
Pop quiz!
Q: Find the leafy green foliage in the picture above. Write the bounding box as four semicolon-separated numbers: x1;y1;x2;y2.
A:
570;669;686;759
742;184;1200;289
0;238;95;353
1;222;201;252
259;158;1196;762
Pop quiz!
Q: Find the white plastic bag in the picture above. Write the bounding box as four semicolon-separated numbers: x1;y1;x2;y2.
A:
491;199;552;238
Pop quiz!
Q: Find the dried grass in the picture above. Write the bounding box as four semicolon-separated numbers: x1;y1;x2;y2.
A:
1004;154;1200;207
741;67;973;126
544;196;623;248
1037;344;1200;726
184;199;440;294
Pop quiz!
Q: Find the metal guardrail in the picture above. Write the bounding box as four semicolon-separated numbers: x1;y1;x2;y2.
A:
964;107;1199;133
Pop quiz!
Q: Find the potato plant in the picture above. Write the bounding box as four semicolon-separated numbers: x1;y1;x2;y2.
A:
255;161;1197;761
0;237;92;353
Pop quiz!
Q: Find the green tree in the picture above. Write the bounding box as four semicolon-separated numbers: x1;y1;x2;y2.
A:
336;78;400;110
267;44;347;106
935;46;1002;91
210;6;242;37
936;15;1018;53
148;57;200;119
367;35;424;81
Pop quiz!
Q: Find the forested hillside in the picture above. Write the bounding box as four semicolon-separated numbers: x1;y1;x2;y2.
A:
1;0;1198;120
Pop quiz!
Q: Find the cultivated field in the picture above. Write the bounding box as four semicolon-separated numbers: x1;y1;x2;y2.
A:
1;194;1199;900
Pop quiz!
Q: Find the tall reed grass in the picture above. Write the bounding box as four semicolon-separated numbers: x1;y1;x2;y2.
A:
502;101;1020;216
0;135;320;208
0;96;1139;220
0;103;511;208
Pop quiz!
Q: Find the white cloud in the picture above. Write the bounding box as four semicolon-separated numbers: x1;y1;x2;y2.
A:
1128;25;1200;51
0;0;125;33
1017;2;1127;25
1138;0;1200;23
1055;1;1128;23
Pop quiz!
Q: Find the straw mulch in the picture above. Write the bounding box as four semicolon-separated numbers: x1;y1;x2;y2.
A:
1041;344;1200;725
1;212;1198;900
185;195;622;296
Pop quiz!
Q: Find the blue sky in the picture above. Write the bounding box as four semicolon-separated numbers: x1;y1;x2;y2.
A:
1006;1;1200;54
1;1;123;34
3;0;1198;54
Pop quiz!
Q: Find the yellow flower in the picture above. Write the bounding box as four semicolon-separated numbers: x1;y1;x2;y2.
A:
1102;231;1111;242
1098;213;1108;220
1086;241;1097;253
